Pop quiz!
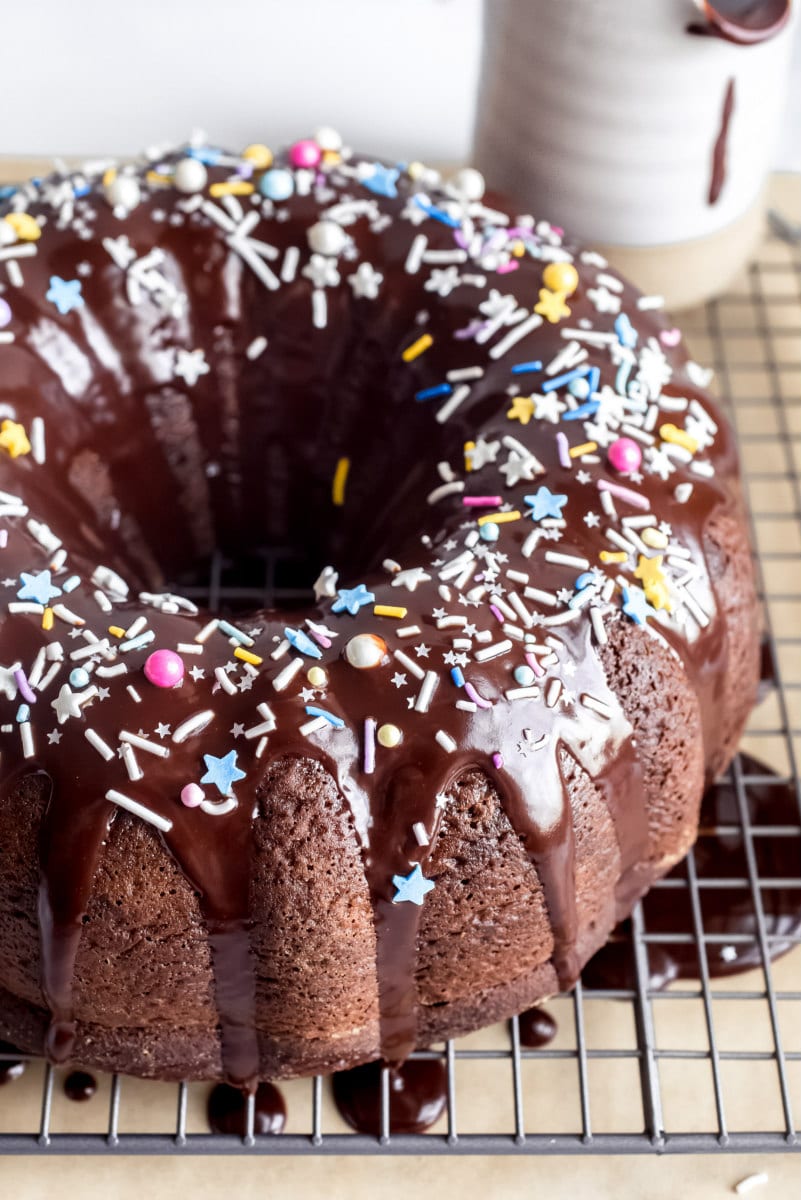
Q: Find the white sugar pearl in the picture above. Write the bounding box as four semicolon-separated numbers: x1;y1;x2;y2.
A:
173;157;208;194
307;220;348;256
451;167;486;201
344;634;388;670
104;175;140;211
314;126;343;153
377;723;402;748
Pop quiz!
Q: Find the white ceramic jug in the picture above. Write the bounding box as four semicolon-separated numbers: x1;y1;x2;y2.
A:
473;0;797;307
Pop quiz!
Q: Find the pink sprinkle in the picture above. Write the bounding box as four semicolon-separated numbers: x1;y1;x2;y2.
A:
181;783;204;808
524;651;544;678
556;431;571;469
464;681;493;709
462;495;502;507
490;604;504;623
496;260;519;274
608;436;642;474
454;230;469;250
364;717;376;775
14;667;36;704
597;478;650;511
492;752;504;770
289;138;321;168
143;648;185;688
307;627;332;649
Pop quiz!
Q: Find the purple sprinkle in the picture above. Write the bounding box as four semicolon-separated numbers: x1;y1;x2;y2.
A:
363;717;376;775
492;752;504;770
490;604;504;623
496;260;519;275
14;668;36;704
464;681;493;710
556;431;571;469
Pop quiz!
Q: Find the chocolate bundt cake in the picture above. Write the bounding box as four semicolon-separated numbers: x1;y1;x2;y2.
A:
0;132;759;1086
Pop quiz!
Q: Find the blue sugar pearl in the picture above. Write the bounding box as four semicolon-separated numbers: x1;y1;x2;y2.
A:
513;665;536;688
259;168;294;202
69;667;90;689
480;522;499;543
569;376;591;399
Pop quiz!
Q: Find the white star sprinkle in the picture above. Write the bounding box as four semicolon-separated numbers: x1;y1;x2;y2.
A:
174;348;210;386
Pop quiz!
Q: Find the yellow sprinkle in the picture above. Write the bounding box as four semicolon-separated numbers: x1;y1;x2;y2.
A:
642;527;668;550
108;625;125;638
332;457;350;506
0;420;31;458
234;647;263;666
477;510;521;526
402;333;433;363
42;607;54;631
660;423;699;454
464;440;476;472
511;240;525;258
600;550;629;564
209;180;255;197
102;168;117;187
374;605;408;619
377;723;403;748
507;395;535;425
241;143;273;169
321;149;342;167
4;212;42;242
146;170;173;186
307;666;327;688
569;441;598;458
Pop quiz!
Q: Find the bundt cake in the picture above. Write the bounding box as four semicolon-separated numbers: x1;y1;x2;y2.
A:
0;131;759;1087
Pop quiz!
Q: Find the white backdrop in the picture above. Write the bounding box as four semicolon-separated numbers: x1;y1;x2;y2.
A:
0;0;797;168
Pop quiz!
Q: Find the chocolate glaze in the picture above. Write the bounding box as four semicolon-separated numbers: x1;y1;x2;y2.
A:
207;1080;286;1136
582;752;801;989
688;1;791;44
333;1058;447;1136
709;78;736;206
63;1069;96;1101
0;140;753;1085
518;1006;558;1048
0;1041;25;1085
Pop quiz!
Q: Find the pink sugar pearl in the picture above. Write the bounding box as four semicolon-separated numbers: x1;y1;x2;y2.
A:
608;437;642;474
144;648;185;688
289;138;321;168
181;783;204;808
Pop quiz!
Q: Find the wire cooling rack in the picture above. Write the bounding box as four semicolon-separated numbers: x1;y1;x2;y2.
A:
0;217;800;1157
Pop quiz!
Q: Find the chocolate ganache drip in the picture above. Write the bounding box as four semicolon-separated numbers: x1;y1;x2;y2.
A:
0;132;753;1085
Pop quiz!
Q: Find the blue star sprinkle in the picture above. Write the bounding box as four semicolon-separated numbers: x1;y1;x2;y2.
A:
361;162;400;198
201;750;246;796
46;275;84;315
621;585;656;627
17;569;62;606
524;486;568;521
331;583;375;616
284;627;322;659
392;863;435;906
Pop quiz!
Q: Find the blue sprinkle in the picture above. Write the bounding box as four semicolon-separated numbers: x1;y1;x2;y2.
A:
541;365;591;394
568;377;591;399
304;705;345;729
72;181;91;198
450;666;465;688
587;365;601;395
285;627;323;659
615;312;638;349
187;145;223;165
62;575;81;593
480;522;499;543
16;704;30;723
69;667;90;689
511;360;543;375
414;196;461;228
415;383;452;402
218;619;250;644
562;399;600;421
575;572;595;591
513;664;536;687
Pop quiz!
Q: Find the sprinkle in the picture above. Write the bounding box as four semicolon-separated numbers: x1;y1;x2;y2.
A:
505;686;541;701
172;710;215;743
545;550;590;569
510;360;543;375
435;384;470;424
541;365;590;393
13;668;36;704
85;729;115;761
600;550;628;564
674;482;693;504
524;586;558;607
462;495;502;507
305;705;345;729
464;681;493;708
246;336;268;360
392;863;435;905
597;479;650;511
234;647;263;666
569;441;597;458
364;717;376;774
120;730;170;759
106;789;172;833
427;481;465;504
20;722;34;759
181;783;204;808
556;432;571;468
195;619;219;643
396;626;421;639
108;625;125;638
121;743;143;781
415;670;439;713
456;699;478;713
416;382;452;402
272;656;304;692
474;639;513;662
546;679;562;708
300;715;328;736
734;1174;769;1196
412;821;430;846
374;605;407;619
448;366;484;382
435;729;457;753
402;333;433;362
119;630;155;653
590;608;608;646
394;649;426;680
581;693;613;719
377;722;403;748
214;666;238;695
218;619;254;646
404;234;428;274
490;312;543;360
477;510;520;526
660;423;698;454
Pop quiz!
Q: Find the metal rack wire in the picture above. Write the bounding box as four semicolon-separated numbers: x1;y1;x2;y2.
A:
0;220;799;1156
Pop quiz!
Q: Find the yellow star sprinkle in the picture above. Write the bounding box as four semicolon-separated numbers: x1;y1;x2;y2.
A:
534;288;571;324
0;419;31;458
634;554;673;611
507;395;535;425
